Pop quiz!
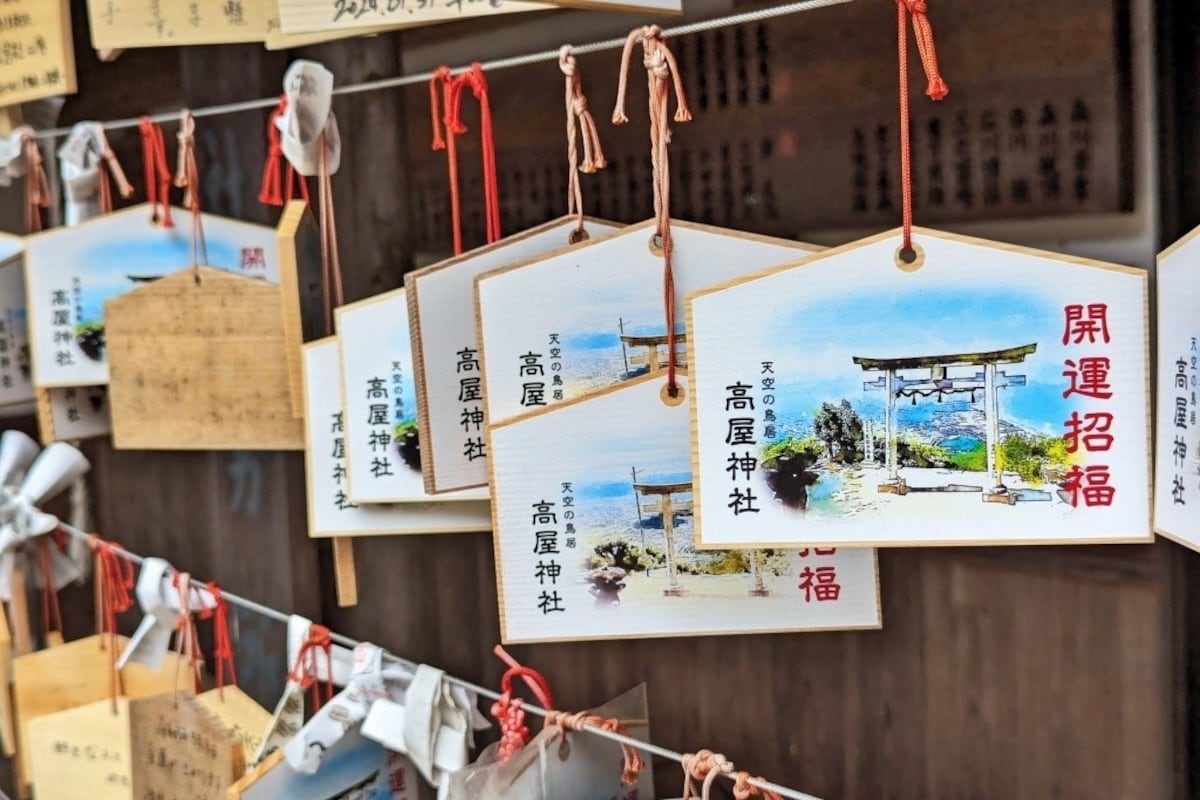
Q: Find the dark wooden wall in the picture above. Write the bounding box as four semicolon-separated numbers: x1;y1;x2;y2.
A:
1;0;1192;797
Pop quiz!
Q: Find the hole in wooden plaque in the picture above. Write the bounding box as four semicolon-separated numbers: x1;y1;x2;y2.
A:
894;242;926;273
661;382;685;406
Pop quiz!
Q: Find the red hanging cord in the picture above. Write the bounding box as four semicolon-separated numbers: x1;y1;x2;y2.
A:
431;66;467;255
200;582;237;700
174;111;208;278
259;95;310;208
20;131;49;234
896;0;949;254
35;537;62;639
317;128;343;337
171;572;203;697
90;535;135;710
492;664;554;763
457;63;501;245
138;116;174;228
613;26;691;398
92;127;134;215
288;623;334;712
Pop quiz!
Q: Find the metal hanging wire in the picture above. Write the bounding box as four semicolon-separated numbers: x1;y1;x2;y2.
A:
52;520;822;800
34;0;851;140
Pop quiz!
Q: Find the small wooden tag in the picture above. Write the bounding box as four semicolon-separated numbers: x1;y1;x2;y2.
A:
36;385;112;444
27;696;135;799
0;0;76;106
274;0;548;35
195;687;274;768
13;634;192;786
107;267;304;450
129;692;245;800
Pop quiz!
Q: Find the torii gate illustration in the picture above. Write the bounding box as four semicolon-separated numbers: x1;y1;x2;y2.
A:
853;343;1043;505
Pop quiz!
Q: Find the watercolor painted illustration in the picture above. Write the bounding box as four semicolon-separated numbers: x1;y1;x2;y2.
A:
303;339;491;537
25;204;279;387
489;374;879;643
407;216;621;495
475;219;814;426
688;229;1151;547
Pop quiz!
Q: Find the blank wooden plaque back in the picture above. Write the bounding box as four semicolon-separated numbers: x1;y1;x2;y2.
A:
106;266;304;450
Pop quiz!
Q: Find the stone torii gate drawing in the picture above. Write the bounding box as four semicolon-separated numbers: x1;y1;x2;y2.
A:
632;476;771;596
852;343;1036;504
633;479;692;597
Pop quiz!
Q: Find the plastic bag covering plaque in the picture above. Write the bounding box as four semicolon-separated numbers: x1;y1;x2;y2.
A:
337;286;488;504
445;685;654;800
488;373;880;643
405;216;620;496
303;338;490;537
475;220;818;434
24;203;279;388
1154;225;1200;552
686;227;1151;548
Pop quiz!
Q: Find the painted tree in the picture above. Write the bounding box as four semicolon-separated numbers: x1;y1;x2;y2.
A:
812;399;864;464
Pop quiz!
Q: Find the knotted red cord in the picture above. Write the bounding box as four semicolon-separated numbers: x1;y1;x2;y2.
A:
174;111;208;279
171;572;203;697
429;66;465;254
200;582;236;701
92;127;134;214
456;64;501;245
317;129;343;337
433;64;501;254
896;0;949;253
20;131;49;234
733;771;785;800
90;535;135;710
613;26;691;397
544;709;645;784
560;47;607;234
138;116;174;227
288;623;334;711
35;537;62;640
491;664;554;763
681;749;734;800
259;95;311;207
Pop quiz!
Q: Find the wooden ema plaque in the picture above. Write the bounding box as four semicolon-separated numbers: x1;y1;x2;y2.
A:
277;201;324;419
1154;225;1200;551
403;216;620;496
195;687;273;768
27;696;136;799
128;692;245;800
0;0;75;106
487;372;880;643
302;338;492;538
685;227;1151;548
14;634;192;791
106;267;304;450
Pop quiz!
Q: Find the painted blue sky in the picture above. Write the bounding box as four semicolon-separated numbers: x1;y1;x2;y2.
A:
764;284;1077;435
78;236;244;323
